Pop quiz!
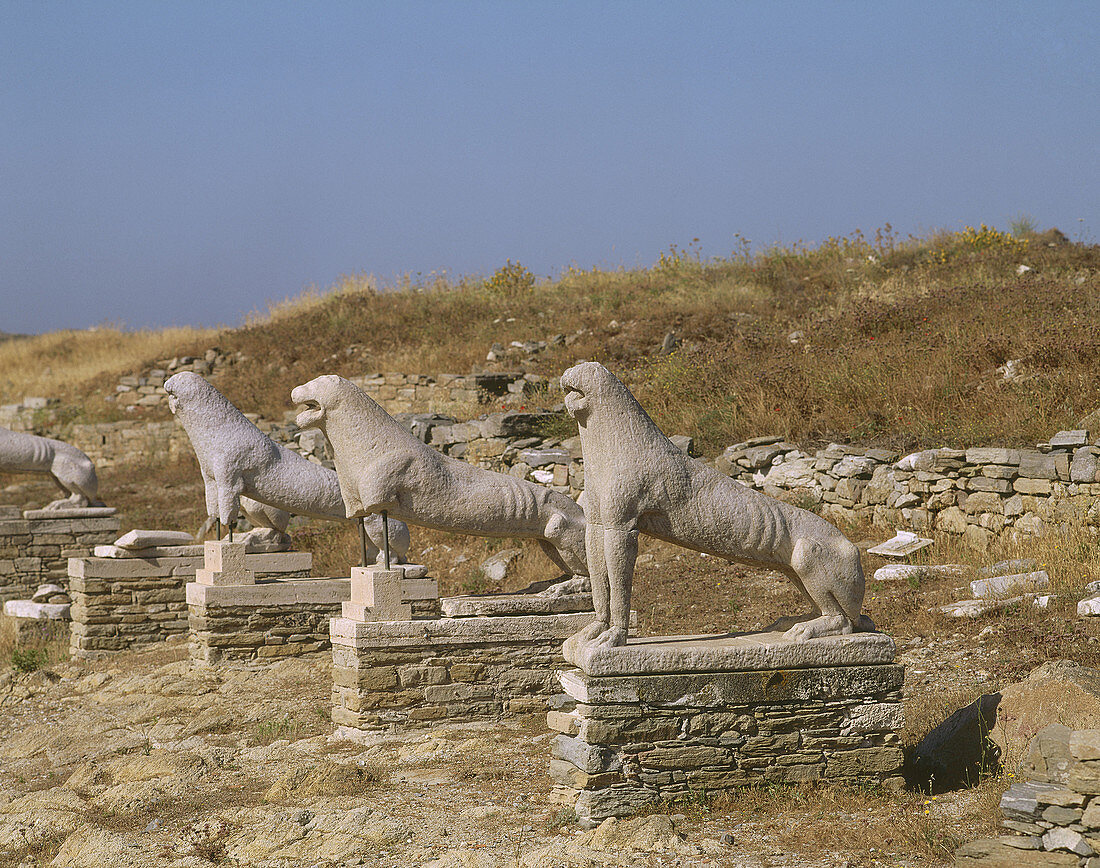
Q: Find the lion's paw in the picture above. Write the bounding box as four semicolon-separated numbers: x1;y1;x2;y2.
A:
783;615;854;643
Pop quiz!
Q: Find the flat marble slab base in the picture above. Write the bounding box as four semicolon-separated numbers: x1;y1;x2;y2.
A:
24;507;117;519
563;630;896;677
441;592;593;617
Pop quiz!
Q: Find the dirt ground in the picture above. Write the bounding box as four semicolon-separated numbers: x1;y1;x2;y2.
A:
0;471;1077;867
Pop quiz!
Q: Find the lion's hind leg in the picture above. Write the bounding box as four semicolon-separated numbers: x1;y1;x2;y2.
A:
46;454;100;509
781;535;867;642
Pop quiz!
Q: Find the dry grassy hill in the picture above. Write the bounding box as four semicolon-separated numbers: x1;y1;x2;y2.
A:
3;224;1098;455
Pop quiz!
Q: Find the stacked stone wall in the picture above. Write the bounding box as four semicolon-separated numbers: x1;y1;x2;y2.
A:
348;371;547;415
107;348;241;409
187;572;342;665
21;359;1100;546
69;421;192;469
68;553;310;658
550;664;905;822
0;397;60;432
718;430;1100;548
330;613;593;730
959;725;1100;863
0;507;120;602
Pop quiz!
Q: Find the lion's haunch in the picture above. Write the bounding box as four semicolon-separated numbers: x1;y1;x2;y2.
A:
0;427;102;509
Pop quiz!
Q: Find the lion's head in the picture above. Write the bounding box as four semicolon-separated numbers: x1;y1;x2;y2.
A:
560;362;619;426
291;375;346;431
164;371;211;416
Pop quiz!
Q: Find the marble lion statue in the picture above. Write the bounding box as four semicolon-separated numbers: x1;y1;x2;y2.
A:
291;374;589;577
560;361;873;648
0;427;104;509
164;372;409;563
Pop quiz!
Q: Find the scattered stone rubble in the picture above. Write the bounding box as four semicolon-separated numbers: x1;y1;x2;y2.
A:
957;724;1100;866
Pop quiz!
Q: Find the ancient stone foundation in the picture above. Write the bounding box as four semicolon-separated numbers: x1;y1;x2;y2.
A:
548;632;905;823
0;506;120;602
187;576;347;665
330;611;596;730
69;547;310;658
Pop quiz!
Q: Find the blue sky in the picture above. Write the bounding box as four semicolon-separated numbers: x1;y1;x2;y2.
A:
2;1;1097;334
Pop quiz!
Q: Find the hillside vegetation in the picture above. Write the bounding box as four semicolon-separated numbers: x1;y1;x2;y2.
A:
3;225;1098;456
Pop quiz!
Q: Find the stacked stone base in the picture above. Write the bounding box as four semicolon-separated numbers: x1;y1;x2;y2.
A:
187;576;347;664
0;506;120;602
957;725;1100;865
330;612;595;730
549;632;904;822
69;551;310;658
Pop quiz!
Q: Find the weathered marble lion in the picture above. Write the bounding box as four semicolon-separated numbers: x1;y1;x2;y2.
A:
164;372;409;563
0;427;104;509
560;361;872;648
291;374;589;577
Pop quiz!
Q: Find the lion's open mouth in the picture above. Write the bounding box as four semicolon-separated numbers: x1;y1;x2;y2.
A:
293;395;324;430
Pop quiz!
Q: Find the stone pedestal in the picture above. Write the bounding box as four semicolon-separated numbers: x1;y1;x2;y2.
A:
195;540;255;586
69;548;310;658
330;611;598;731
187;572;347;665
342;566;440;621
0;505;119;602
549;631;905;823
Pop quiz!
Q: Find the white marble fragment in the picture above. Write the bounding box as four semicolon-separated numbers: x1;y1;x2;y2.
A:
3;599;70;620
1079;595;1100;617
114;529;195;549
970;570;1049;599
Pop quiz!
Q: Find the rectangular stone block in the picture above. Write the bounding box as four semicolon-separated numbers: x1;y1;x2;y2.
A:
70;557;173;579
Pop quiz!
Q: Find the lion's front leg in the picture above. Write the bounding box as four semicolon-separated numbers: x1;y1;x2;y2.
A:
215;470;244;530
597;526;637;648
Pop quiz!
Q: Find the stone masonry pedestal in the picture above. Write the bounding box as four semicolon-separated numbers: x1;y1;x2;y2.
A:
0;505;119;602
549;631;905;823
70;542;310;658
330;566;598;732
186;540;353;664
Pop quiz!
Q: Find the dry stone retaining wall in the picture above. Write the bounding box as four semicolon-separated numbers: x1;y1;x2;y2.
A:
957;724;1100;864
348;370;548;416
68;552;311;658
717;430;1100;547
20;361;1100;545
0;397;59;432
0;507;120;602
107;348;240;409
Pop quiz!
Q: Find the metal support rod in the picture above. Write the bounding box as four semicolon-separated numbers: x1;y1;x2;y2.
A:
215;518;221;540
382;510;391;570
359;517;368;568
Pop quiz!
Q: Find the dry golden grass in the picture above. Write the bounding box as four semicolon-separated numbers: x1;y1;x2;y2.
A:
0;325;217;407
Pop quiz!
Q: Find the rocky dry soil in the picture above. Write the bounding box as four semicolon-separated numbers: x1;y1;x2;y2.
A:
0;619;1013;868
